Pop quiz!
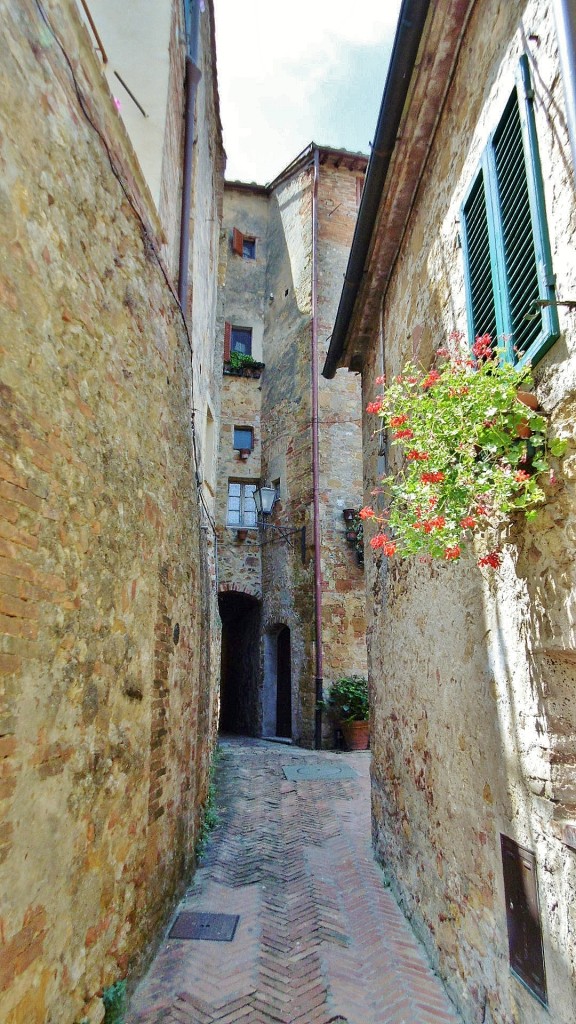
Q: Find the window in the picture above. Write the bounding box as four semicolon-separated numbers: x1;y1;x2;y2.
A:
501;835;547;1006
461;56;558;366
224;323;253;360
231;326;252;354
233;427;254;451
232;227;256;259
227;481;257;527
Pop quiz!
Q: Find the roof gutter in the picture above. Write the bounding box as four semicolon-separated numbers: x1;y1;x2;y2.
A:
322;0;431;378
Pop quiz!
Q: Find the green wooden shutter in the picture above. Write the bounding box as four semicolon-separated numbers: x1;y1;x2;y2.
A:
491;89;542;362
461;169;498;348
513;55;559;366
461;57;559;367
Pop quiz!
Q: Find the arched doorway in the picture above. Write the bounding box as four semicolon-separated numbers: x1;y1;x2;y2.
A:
263;625;292;740
218;591;261;735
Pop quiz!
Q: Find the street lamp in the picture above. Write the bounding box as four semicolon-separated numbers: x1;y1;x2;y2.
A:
254;483;306;561
253;485;278;517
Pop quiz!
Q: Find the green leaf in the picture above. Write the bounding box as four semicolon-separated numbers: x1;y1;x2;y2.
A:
549;438;568;457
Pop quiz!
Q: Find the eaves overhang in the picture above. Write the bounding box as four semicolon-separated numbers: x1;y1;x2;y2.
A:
323;0;475;378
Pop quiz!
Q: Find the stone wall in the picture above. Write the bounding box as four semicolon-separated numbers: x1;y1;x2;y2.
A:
0;1;223;1021
362;2;576;1022
215;157;367;746
261;165;317;745
317;163;367;691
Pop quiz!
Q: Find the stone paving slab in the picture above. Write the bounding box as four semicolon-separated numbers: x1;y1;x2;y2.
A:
127;739;461;1024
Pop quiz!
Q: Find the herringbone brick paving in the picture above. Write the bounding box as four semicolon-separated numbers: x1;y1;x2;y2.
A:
127;739;461;1024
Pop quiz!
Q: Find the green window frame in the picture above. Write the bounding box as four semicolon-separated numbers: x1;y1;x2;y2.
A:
461;56;558;366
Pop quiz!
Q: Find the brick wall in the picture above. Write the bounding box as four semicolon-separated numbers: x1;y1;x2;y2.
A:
0;1;223;1020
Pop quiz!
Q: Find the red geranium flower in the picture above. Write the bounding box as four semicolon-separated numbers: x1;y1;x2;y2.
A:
422;370;441;389
366;399;383;414
406;450;429;461
421;471;445;484
515;470;531;483
393;428;414;440
444;545;461;560
358;506;374;520
460;516;477;529
390;414;408;427
478;550;502;569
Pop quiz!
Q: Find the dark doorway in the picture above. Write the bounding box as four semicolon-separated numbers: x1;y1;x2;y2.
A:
218;592;261;735
276;626;292;738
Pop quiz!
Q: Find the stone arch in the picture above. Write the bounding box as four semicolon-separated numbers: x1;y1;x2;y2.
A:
218;581;262;602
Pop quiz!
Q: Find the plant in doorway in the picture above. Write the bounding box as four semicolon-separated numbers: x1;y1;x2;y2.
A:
322;675;369;750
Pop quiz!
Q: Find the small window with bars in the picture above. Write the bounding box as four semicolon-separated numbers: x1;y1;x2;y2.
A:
460;56;559;366
227;481;257;527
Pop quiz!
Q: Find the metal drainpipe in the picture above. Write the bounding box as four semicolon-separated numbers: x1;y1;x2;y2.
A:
311;147;324;750
178;1;202;311
553;0;576;185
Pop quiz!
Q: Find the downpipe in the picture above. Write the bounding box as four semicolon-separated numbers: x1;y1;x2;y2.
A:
178;1;202;311
311;147;324;749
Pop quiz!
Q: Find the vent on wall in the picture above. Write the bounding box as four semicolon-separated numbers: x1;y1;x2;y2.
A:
500;834;547;1006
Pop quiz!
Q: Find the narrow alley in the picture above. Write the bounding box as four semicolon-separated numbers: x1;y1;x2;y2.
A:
126;740;461;1024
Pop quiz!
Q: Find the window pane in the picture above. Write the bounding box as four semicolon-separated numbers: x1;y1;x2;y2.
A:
242;238;256;259
227;509;240;526
231;327;252;355
228;482;241;496
234;427;253;450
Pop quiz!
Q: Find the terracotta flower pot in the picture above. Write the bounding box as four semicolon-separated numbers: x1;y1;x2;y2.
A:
516;389;539;411
515;390;539;438
340;719;370;751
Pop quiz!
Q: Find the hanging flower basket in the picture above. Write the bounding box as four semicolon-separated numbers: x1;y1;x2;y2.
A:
361;334;567;569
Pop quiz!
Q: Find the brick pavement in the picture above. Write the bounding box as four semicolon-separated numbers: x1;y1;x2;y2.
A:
126;739;461;1024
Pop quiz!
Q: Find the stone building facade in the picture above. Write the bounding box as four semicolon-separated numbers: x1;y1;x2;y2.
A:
325;1;576;1023
216;147;368;746
0;2;224;1021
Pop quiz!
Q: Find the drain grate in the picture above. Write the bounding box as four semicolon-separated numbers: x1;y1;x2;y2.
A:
282;762;357;782
169;912;239;942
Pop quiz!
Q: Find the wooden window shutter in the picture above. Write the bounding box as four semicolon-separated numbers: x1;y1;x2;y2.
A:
461;57;558;368
224;321;231;362
461;169;498;350
232;228;244;256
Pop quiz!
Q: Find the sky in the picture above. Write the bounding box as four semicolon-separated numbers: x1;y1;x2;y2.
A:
213;0;403;185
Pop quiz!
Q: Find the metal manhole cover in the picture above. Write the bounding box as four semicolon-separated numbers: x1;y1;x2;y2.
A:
282;763;357;782
169;912;239;941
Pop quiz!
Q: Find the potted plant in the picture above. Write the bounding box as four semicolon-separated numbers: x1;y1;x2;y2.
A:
224;351;266;378
323;675;369;750
361;334;567;568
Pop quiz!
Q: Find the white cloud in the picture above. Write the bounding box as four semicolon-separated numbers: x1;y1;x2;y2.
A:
213;0;402;183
